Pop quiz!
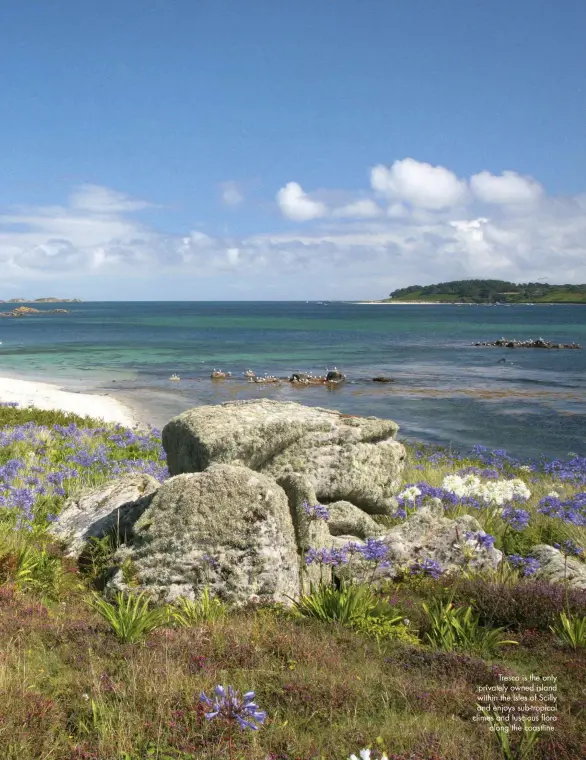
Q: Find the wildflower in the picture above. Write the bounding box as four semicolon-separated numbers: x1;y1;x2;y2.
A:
199;685;266;730
304;547;349;566
349;751;389;760
409;558;443;579
357;537;391;564
442;474;530;506
502;506;530;531
507;555;540;576
397;485;421;502
301;500;330;521
553;540;585;558
464;530;496;550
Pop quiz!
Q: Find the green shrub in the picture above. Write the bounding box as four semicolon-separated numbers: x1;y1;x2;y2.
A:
0;406;102;428
170;586;227;626
352;616;418;645
0;535;68;600
421;599;517;656
89;591;171;643
79;534;120;588
551;611;586;649
291;580;409;642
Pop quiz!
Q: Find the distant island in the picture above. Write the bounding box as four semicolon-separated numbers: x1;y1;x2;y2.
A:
357;280;586;304
0;306;70;318
0;297;81;303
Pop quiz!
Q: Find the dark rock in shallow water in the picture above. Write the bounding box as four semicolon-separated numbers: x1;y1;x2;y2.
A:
372;376;394;383
326;368;346;382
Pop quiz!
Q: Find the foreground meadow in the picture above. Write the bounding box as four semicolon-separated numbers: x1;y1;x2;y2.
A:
0;402;584;760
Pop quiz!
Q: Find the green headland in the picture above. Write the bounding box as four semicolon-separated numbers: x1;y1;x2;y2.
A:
378;280;586;304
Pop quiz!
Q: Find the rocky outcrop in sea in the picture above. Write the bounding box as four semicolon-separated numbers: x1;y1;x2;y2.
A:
474;338;581;349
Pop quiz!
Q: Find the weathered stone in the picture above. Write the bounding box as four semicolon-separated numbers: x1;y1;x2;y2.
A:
108;464;300;606
326;500;502;582
162;399;405;514
529;545;586;589
381;500;502;574
49;474;159;558
326;501;385;539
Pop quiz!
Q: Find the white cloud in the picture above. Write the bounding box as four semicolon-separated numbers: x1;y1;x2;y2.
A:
470;170;543;205
276;182;327;221
220;181;244;206
1;165;585;299
226;247;240;265
370;158;469;210
69;184;153;213
332;199;382;218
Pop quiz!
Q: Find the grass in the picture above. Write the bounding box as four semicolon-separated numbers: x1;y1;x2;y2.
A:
0;406;585;759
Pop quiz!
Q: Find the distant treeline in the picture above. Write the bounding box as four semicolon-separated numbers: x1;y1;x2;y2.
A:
388;280;586;303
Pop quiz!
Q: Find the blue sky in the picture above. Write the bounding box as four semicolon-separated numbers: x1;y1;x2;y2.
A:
1;0;585;299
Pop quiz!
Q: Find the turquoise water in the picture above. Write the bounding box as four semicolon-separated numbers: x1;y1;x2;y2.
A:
0;301;584;459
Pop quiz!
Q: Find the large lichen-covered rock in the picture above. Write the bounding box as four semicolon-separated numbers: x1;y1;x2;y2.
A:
108;464;300;605
49;474;159;558
529;545;586;589
162;399;405;514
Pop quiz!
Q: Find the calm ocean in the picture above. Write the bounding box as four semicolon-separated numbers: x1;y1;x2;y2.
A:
1;302;584;460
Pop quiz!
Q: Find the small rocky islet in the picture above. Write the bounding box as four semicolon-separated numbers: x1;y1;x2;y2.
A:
473;337;581;349
0;305;70;318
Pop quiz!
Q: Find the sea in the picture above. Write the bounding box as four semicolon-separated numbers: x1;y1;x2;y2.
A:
0;301;584;461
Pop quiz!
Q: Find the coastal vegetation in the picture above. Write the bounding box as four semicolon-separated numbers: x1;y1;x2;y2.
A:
386;280;586;304
0;404;584;759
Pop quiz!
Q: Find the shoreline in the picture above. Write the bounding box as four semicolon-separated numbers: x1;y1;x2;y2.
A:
0;375;140;428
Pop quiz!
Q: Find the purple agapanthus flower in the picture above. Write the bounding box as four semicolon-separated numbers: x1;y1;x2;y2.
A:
465;530;496;550
202;553;219;569
301;500;330;521
502;506;531;531
507;554;540;577
200;685;267;731
304;547;349;566
553;539;585;558
357;537;391;563
409;558;443;579
537;493;586;527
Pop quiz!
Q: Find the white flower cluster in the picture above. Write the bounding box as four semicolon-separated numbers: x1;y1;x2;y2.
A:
350;751;388;760
442;474;531;506
397;485;422;502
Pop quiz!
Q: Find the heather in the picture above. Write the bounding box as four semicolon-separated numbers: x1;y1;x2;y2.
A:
0;405;585;759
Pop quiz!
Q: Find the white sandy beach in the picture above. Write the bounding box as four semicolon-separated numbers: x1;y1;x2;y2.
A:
0;376;138;427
